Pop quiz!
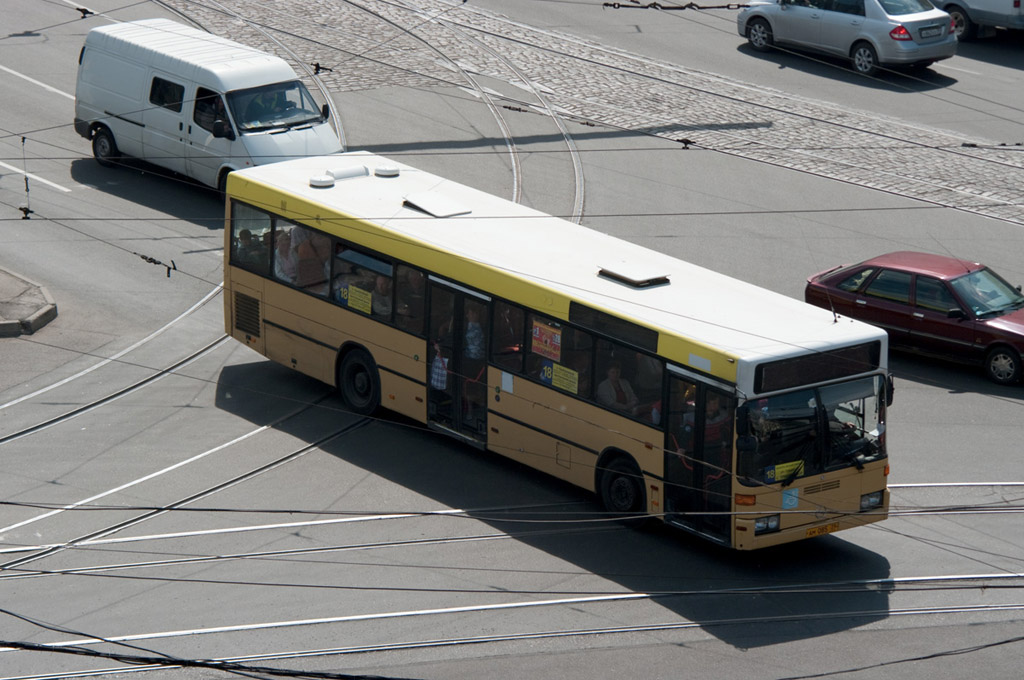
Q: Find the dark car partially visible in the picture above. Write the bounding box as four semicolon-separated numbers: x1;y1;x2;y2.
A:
805;251;1024;384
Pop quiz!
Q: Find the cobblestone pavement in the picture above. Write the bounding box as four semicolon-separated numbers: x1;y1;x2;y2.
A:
161;0;1024;226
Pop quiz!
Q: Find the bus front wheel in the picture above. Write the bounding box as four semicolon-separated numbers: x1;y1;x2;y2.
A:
599;457;647;524
337;348;380;415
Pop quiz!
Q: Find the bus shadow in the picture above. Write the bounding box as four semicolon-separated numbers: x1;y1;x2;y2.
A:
215;361;892;650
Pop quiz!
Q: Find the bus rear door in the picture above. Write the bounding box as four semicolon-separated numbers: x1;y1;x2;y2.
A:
426;279;490;443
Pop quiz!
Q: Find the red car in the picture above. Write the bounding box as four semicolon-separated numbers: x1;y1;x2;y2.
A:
805;252;1024;385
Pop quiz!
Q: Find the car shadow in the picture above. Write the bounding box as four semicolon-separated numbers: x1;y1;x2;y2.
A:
69;157;224;228
736;43;959;91
215;359;893;650
890;351;1024;398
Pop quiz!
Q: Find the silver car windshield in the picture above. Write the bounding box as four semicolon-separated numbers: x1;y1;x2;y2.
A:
228;81;324;132
950;268;1024;317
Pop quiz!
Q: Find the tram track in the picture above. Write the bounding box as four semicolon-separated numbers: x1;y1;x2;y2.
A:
2;487;1022;583
0;333;230;449
3;573;1022;680
156;0;589;219
0;409;368;571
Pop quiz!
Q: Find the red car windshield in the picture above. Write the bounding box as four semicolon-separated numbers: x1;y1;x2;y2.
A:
949;268;1024;317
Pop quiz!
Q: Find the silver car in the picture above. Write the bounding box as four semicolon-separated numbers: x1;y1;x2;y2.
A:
737;0;958;75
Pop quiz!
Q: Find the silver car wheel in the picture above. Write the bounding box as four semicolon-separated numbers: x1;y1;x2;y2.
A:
747;18;773;52
851;43;878;76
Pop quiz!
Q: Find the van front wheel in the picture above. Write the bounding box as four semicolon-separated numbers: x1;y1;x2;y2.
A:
92;128;120;168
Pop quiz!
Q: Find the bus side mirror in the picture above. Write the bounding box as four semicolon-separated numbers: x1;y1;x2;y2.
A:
321;103;330;120
736;408;750;436
886;375;895;407
737;435;757;453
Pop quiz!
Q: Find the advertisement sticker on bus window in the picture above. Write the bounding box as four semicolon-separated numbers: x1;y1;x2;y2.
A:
532;320;562;361
764;460;803;484
344;283;372;315
537;360;579;394
552;363;579;394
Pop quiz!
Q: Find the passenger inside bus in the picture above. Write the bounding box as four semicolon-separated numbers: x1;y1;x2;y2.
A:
371;275;393;319
396;267;425;333
596;361;639;413
273;229;297;283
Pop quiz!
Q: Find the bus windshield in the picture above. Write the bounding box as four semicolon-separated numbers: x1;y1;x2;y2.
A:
228;80;324;132
737;375;886;486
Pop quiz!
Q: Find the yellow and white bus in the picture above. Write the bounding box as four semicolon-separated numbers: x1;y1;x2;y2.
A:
223;151;891;550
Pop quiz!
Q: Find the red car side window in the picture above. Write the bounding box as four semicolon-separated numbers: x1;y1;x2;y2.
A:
864;270;911;303
837;267;874;292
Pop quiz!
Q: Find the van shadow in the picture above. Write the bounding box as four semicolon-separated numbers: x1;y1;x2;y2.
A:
69;158;224;228
955;30;1024;70
215;360;892;650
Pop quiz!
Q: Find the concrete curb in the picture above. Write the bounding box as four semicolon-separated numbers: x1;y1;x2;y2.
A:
0;267;58;338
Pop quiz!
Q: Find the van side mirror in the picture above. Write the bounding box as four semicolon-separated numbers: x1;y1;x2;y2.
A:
213;120;235;141
321;103;330;120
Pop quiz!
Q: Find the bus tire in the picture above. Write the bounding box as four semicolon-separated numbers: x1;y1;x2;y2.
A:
599;457;648;525
92;127;120;168
337;348;380;415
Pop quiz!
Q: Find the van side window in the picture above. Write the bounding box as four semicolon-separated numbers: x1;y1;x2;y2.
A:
150;77;184;112
193;87;227;133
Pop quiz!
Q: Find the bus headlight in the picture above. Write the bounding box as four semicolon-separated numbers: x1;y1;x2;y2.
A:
754;515;780;535
860;491;882;511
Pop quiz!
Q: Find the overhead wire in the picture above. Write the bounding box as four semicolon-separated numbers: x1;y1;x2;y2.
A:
2;0;1023;576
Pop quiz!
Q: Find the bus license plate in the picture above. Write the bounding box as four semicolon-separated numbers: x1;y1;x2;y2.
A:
920;26;941;38
806;522;840;538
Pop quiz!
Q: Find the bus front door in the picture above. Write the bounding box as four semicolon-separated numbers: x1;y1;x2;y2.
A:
426;281;489;442
664;377;734;544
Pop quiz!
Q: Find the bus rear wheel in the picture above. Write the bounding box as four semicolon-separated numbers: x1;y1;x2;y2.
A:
599;457;647;524
337;348;380;415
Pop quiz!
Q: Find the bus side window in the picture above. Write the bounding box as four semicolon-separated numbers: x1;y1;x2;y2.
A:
561;327;594;399
229;201;271;277
395;265;426;335
492;301;525;372
595;339;640;416
290;224;330;296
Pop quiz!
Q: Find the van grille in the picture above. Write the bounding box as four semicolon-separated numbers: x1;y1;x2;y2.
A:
234;292;261;337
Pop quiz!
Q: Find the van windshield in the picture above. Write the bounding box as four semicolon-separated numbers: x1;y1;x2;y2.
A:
228;81;324;132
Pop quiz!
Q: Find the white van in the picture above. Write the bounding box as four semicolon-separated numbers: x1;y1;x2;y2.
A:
939;0;1024;38
73;19;343;191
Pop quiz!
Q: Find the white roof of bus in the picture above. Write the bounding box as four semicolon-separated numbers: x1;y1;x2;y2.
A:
232;152;885;378
85;19;297;91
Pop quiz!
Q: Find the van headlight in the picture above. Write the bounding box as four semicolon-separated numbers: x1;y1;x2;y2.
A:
754;515;780;535
860;491;883;511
